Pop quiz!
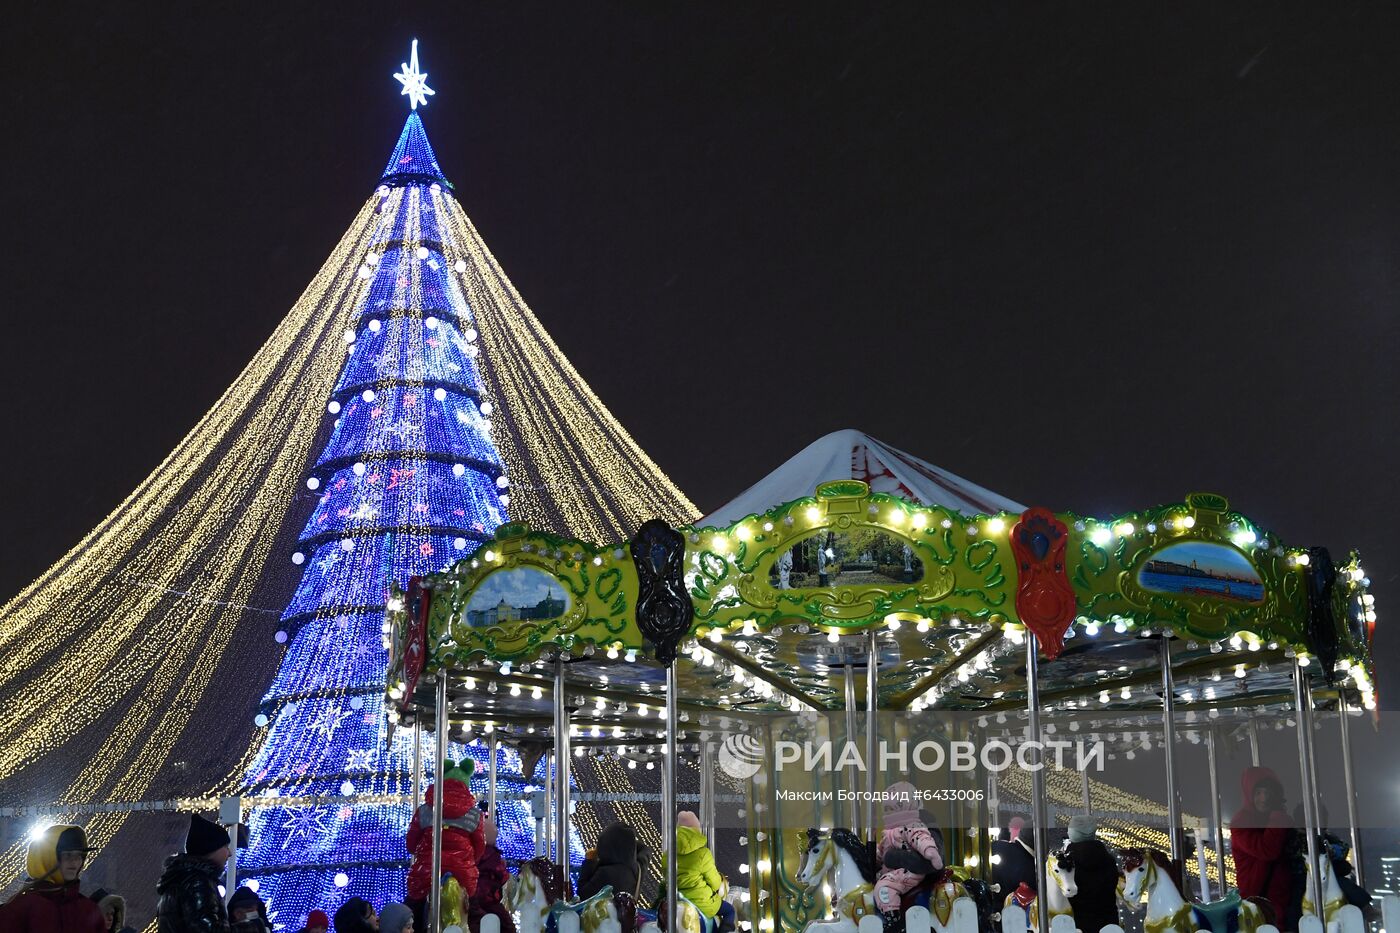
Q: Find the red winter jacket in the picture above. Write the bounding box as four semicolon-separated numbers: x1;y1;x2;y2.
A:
406;780;485;899
1229;767;1295;910
0;882;107;933
467;845;514;933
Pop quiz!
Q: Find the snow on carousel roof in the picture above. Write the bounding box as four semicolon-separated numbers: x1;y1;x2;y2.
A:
700;428;1026;527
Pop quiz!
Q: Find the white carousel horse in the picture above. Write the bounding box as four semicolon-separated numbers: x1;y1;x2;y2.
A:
1119;848;1269;933
550;884;623;933
1302;842;1365;933
795;827;878;933
1000;849;1077;933
507;857;560;933
924;869;981;933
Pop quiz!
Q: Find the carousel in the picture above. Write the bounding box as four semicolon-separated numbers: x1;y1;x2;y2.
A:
381;432;1378;933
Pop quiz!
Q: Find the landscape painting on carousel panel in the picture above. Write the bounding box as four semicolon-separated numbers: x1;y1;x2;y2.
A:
1137;541;1265;603
464;566;571;626
771;528;924;589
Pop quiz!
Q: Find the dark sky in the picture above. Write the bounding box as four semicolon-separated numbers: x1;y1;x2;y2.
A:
1;4;1397;690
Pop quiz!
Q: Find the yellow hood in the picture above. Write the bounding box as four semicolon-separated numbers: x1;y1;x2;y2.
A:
27;824;86;885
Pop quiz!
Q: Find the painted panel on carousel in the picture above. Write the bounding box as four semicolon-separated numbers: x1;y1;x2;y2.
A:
1137;542;1264;604
462;566;572;627
772;528;925;589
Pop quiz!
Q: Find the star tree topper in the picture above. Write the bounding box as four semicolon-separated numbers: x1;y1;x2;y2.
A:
394;39;436;110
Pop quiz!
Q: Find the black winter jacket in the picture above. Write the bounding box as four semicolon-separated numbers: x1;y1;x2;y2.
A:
1066;838;1120;933
578;824;647;902
156;855;230;933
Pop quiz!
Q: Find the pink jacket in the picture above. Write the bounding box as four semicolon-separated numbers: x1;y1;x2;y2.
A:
877;820;944;874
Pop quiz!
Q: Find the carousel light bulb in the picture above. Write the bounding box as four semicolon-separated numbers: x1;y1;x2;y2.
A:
711;536;728;553
1090;527;1113;547
509;684;521;696
1120;686;1131;699
531;686;542;700
1230;634;1244;650
708;628;723;643
1085;622;1100;636
1115;522;1135;537
626;649;637;662
887;618;900;631
638;704;649;717
827;630;839;643
987;517;1005;534
1099;691;1110;704
757;859;771;873
805;506;821;522
916;619;931;633
1235;665;1247;678
736;525;752;541
1181;515;1196;529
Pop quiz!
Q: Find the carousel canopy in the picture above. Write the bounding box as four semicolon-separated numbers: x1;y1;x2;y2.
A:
701;429;1026;527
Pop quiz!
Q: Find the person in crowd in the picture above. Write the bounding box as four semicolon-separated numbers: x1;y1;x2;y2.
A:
156;815;233;933
89;890;135;933
0;824;106;933
227;888;270;933
333;899;378;933
295;911;330;933
467;810;514;933
992;826;1038;898
1064;815;1118;933
579;822;648;932
873;783;944;932
376;904;412;933
1229;767;1297;923
658;811;731;933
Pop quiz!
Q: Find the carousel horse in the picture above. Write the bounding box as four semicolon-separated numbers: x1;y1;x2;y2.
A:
1000;848;1077;933
549;885;622;933
637;890;725;933
1119;848;1269;933
508;857;564;933
923;868;981;933
1302;839;1365;933
795;827;878;932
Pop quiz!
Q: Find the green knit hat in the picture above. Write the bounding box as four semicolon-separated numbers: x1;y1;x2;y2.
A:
444;759;476;783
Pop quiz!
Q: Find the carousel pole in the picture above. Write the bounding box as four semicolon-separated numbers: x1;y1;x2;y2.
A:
543;750;554;860
488;730;499;818
665;662;680;933
1247;717;1261;766
554;657;572;874
1294;662;1324;922
700;733;716;853
843;661;860;835
1026;634;1051;933
1206;726;1228;890
412;720;424;811
1338;690;1365;886
1159;636;1185;865
1080;768;1091;815
865;628;879;842
430;676;448;933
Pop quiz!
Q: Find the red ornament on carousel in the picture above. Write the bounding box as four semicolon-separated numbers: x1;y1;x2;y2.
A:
1010;507;1076;660
406;759;485;899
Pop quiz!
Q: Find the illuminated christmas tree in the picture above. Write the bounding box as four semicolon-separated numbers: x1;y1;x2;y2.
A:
0;42;695;918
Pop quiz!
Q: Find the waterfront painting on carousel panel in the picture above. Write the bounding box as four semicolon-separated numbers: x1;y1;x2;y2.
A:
1137;541;1264;603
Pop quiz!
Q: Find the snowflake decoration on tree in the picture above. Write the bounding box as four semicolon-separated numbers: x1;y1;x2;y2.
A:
280;807;331;848
346;748;379;772
306;705;351;741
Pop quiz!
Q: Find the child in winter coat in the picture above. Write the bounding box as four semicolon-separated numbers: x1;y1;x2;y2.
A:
406;760;485;902
659;812;733;933
467;811;514;933
874;782;944;930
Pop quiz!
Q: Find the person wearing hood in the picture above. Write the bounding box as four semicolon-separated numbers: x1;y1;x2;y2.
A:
873;783;944;933
376;904;412;933
467;810;513;933
0;824;106;933
658;812;730;932
156;815;233;933
1229;767;1296;916
227;889;270;933
332;899;378;933
90;890;136;933
992;826;1038;900
1064;816;1118;933
579;822;648;933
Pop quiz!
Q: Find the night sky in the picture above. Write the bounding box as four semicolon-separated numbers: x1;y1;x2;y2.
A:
2;4;1396;690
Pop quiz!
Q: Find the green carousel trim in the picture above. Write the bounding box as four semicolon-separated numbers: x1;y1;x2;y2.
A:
388;482;1375;696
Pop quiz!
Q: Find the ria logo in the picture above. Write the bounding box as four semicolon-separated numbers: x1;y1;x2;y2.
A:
718;733;764;780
